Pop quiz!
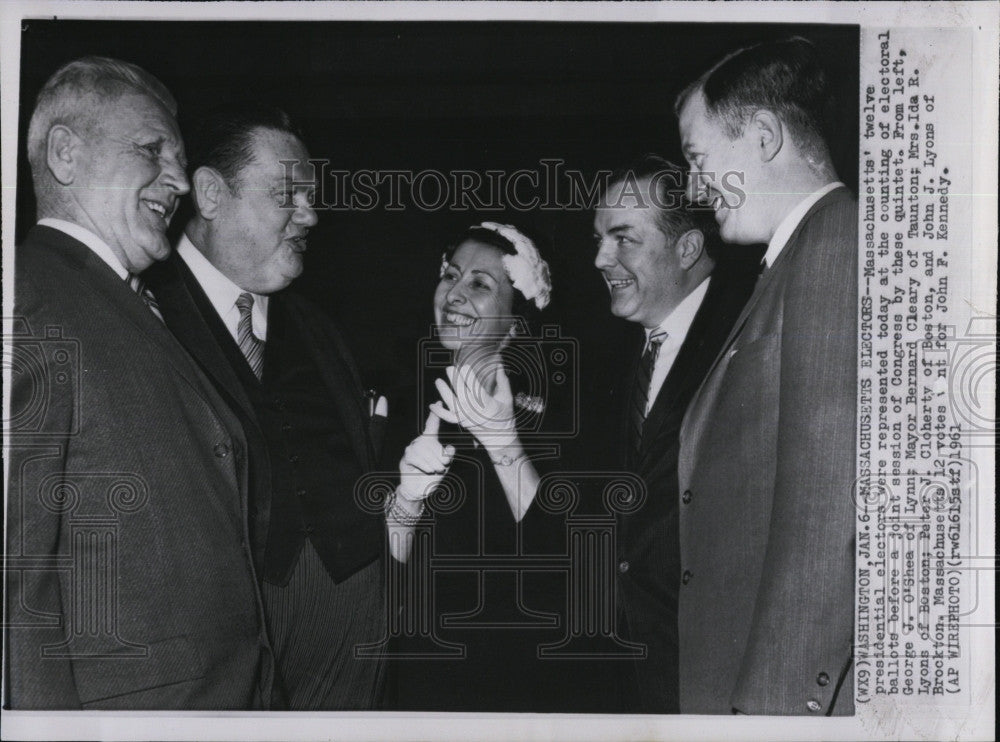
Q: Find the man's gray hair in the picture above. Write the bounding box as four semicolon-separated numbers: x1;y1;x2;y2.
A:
27;56;177;193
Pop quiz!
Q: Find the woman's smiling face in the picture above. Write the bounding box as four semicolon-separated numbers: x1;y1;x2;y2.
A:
434;239;516;354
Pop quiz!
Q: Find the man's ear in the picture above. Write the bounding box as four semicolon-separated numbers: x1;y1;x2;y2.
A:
46;125;82;185
191;166;227;219
675;228;706;270
750;109;783;163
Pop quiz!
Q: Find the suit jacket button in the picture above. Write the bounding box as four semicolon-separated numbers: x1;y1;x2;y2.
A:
681;570;692;584
213;442;231;458
816;672;830;686
806;699;822;712
682;489;692;504
296;488;307;498
618;560;630;574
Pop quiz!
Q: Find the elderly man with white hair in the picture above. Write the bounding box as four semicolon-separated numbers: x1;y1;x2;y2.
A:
7;56;276;709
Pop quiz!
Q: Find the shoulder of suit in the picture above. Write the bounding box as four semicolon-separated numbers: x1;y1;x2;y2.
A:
806;187;858;228
16;228;83;292
780;188;858;263
782;191;859;294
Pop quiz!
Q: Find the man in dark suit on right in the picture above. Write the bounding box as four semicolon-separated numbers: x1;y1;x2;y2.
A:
675;37;857;715
593;155;756;713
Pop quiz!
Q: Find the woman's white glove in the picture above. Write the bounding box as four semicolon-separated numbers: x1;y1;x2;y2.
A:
430;364;518;452
397;410;456;502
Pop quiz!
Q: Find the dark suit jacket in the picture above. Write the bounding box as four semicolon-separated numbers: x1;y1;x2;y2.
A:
614;267;755;713
678;187;858;715
6;226;275;709
144;252;384;586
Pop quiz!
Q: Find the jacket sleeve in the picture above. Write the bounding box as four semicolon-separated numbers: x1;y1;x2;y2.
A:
731;200;858;715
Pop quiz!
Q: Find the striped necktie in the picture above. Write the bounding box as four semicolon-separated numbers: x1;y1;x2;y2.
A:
629;330;667;454
236;292;265;380
127;274;164;322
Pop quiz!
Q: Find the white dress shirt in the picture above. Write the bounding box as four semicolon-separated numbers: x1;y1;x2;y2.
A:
176;234;269;342
762;181;844;269
643;276;711;415
37;218;129;279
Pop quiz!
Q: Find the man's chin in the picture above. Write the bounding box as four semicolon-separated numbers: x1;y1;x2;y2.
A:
128;237;172;272
609;301;635;322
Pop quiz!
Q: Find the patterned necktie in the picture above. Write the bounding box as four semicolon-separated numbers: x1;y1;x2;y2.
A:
236;292;265;380
127;274;164;322
629;330;667;453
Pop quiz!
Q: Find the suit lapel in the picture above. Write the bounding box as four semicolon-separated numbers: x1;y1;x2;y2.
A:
36;228;219;400
683;186;852;460
280;295;373;469
696;186;853;392
621;341;641;470
636;276;724;467
150;254;259;423
637;326;700;466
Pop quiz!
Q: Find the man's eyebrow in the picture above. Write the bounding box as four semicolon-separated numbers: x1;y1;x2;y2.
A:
469;269;498;281
606;224;637;235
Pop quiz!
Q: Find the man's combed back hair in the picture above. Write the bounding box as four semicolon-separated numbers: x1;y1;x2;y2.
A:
603;153;721;258
27;56;176;180
186;103;302;193
675;37;830;153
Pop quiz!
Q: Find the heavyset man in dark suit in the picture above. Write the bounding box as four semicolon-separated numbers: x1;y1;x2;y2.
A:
7;57;276;708
592;156;755;713
143;104;386;709
675;37;857;715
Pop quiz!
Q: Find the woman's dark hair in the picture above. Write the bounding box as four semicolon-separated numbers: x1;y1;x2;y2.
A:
442;225;544;332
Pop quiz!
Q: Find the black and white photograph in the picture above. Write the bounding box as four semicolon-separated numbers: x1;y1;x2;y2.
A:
1;2;995;741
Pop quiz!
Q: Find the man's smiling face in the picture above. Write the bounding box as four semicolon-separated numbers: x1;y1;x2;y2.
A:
71;92;190;273
593;177;687;329
680;88;766;246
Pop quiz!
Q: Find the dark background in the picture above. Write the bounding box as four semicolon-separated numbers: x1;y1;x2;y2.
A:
15;20;859;450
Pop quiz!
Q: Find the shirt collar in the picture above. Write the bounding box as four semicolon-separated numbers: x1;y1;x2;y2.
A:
762;181;844;269
645;275;711;347
176;233;269;322
37;218;129;280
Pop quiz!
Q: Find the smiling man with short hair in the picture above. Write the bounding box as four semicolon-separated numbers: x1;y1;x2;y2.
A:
592;154;755;713
675;37;858;716
9;56;275;710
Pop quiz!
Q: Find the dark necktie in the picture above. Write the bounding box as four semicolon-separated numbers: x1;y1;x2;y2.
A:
629;330;667;453
236;292;265;380
127;274;164;322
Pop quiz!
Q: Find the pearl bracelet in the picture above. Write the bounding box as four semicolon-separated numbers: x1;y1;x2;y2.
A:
385;489;424;527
